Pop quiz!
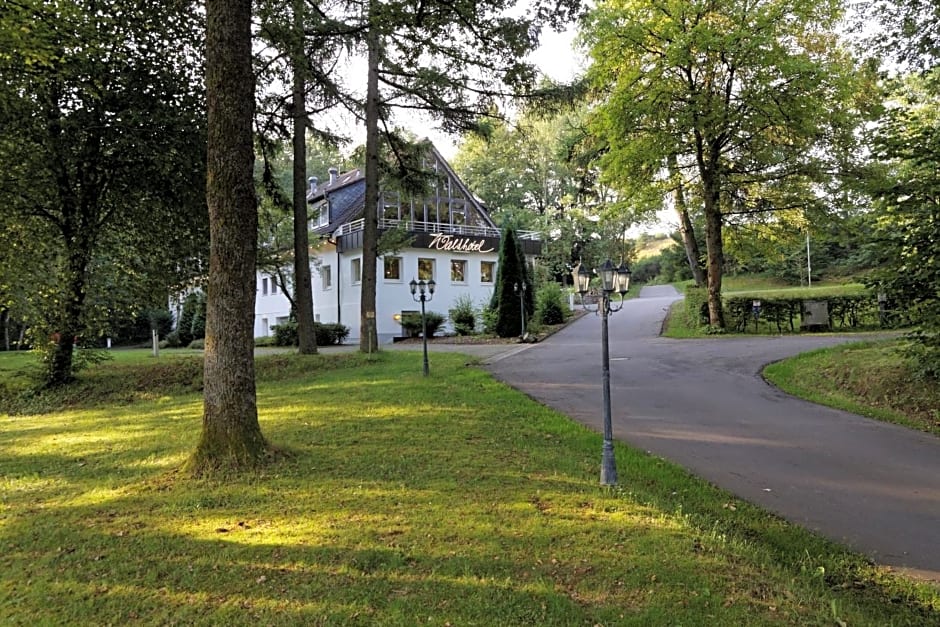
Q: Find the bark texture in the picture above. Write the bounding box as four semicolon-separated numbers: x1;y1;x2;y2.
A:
190;0;266;472
668;154;705;288
359;19;380;353
292;0;317;355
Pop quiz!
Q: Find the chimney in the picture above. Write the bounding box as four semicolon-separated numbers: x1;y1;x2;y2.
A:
308;176;318;193
328;166;339;184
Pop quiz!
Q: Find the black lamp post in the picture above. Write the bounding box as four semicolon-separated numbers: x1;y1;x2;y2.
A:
513;281;527;338
574;259;632;486
409;278;435;376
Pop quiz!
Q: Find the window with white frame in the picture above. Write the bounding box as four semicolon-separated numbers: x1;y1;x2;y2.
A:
351;258;362;284
262;277;269;295
480;261;495;283
450;259;467;283
418;257;435;281
313;201;329;228
271;277;278;295
322;265;332;290
384;256;402;280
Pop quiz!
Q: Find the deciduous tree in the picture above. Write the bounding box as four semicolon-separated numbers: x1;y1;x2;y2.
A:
0;0;207;384
582;0;866;327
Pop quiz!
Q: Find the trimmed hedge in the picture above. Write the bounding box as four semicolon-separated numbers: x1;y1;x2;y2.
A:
714;293;886;333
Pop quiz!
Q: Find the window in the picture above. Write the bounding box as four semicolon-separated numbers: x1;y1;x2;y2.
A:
313;201;329;228
262;277;269;295
450;259;467;283
480;261;495;283
271;277;278;295
322;265;332;290
351;258;362;284
418;258;435;281
384;256;402;280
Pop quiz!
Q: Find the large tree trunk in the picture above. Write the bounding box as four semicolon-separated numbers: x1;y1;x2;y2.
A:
359;14;380;353
190;0;266;473
701;170;725;328
48;243;91;386
668;154;705;287
292;0;317;355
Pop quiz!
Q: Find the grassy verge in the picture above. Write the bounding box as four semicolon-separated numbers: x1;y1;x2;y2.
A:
764;340;940;437
1;351;938;624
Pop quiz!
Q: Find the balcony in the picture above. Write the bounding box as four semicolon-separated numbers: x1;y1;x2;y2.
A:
334;218;540;241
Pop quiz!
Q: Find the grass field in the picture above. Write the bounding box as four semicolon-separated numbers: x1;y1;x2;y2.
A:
1;349;938;624
763;340;940;437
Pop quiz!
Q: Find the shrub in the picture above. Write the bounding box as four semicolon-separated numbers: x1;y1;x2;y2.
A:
163;331;182;348
255;336;276;347
684;287;708;328
535;282;568;326
401;311;446;338
449;294;477;335
272;320;298;347
187;339;205;350
481;306;498;335
270;321;349;346
315;323;350;345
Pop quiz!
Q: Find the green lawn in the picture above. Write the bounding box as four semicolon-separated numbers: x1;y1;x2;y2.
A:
1;350;938;624
764;340;940;437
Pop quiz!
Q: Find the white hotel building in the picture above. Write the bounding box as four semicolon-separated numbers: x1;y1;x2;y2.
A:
253;146;541;344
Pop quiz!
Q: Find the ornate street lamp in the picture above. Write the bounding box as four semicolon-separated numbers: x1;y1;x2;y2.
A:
409;278;436;376
574;259;632;486
513;281;527;338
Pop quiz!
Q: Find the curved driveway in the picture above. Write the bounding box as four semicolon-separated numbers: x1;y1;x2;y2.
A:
486;285;940;582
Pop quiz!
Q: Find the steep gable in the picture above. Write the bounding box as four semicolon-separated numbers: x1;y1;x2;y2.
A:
307;143;498;236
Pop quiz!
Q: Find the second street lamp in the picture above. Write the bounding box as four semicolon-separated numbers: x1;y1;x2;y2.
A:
513;281;527;338
574;259;632;486
409;278;435;376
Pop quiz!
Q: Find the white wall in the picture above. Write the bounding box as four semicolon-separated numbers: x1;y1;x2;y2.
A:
254;247;499;343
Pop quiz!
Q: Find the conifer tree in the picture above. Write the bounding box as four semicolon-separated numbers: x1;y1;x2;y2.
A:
493;227;533;338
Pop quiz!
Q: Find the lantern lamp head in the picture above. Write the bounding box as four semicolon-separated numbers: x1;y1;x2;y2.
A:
599;259;617;293
574;264;591;295
616;263;632;295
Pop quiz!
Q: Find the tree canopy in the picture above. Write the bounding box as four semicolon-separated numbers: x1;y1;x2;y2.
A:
0;0;208;384
581;0;868;327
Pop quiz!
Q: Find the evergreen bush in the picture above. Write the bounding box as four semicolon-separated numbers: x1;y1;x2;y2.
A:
270;321;349;346
449;294;477;335
535;282;568;325
272;320;298;346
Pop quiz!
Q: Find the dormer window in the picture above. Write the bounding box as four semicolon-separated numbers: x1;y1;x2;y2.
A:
313;200;329;228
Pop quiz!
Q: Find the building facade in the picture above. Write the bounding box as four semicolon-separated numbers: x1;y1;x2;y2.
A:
253;145;540;344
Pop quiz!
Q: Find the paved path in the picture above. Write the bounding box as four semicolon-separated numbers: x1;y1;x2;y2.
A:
486;285;940;582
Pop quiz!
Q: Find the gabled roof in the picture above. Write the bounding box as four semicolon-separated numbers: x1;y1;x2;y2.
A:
307;143;496;237
306;168;362;203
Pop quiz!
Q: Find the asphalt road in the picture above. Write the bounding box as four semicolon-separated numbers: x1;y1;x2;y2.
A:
486;285;940;582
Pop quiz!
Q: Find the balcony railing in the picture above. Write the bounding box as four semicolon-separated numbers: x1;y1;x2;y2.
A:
333;218;540;241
